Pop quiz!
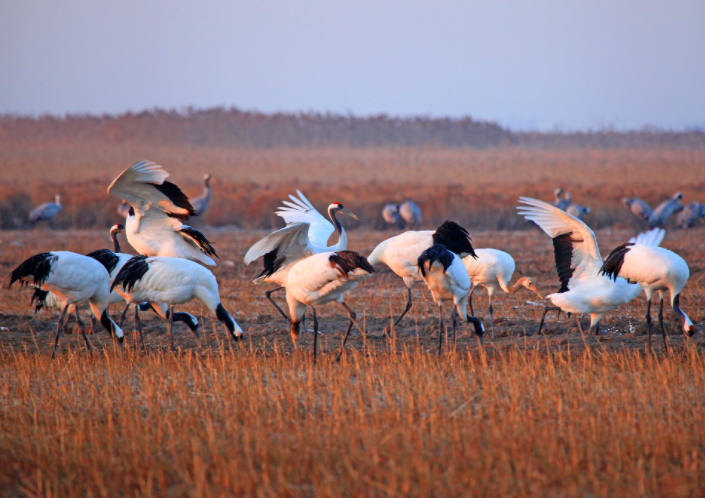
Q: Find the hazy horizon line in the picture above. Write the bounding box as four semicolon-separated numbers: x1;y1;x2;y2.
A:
1;105;703;135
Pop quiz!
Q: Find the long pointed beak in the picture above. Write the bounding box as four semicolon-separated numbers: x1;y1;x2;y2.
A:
341;207;359;220
533;289;544;300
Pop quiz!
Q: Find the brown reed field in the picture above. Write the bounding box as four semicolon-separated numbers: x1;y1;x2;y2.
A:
3;114;705;495
3;139;705;231
2;226;705;496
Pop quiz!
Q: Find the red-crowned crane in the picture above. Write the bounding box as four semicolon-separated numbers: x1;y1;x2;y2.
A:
417;244;485;354
111;255;241;351
8;251;124;357
108;160;218;266
600;236;694;352
463;248;543;338
285;250;374;363
367;221;477;335
517;197;646;336
244;190;358;323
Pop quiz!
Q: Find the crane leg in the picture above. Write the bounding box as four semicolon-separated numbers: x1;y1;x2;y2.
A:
489;301;495;339
265;287;290;324
658;297;669;353
118;302;131;329
312;307;319;365
538;306;562;335
169;304;176;353
90;314;97;335
383;287;413;337
468;287;475;317
74;308;93;354
134;305;145;350
335;302;357;362
63;311;72;335
52;304;70;359
645;299;652;352
438;304;444;356
451;306;457;348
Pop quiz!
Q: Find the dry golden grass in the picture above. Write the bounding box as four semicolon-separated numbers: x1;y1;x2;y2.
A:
2;227;705;495
2;345;705;496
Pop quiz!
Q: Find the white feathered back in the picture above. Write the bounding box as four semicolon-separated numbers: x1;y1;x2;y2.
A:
628;228;666;247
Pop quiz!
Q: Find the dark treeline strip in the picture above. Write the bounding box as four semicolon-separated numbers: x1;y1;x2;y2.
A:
2;107;704;149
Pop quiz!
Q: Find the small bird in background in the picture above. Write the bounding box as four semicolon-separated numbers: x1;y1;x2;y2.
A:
567;204;590;220
399;200;422;228
191;173;212;216
649;192;684;228
623;197;653;222
382;204;401;228
677;202;704;229
552;188;572;211
29;194;62;226
117;201;131;219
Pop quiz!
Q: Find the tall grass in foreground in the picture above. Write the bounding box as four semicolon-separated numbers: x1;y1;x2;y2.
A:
1;346;704;497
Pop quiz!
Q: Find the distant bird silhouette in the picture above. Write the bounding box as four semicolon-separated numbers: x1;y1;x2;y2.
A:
29;194;62;225
382;204;401;227
117;201;131;219
191;174;212;216
623;197;653;222
566;204;590;220
553;188;571;211
399;200;422;228
678;202;704;229
649;192;684;228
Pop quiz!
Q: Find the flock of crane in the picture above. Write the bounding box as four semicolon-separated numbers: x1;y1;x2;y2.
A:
6;160;697;361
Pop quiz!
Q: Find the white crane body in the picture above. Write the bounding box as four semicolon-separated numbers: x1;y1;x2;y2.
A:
8;251;124;356
285;250;374;362
108;160;217;266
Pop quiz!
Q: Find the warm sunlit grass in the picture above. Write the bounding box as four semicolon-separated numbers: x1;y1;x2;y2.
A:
1;345;704;497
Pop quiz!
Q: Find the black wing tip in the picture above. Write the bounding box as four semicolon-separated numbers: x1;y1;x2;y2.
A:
432;221;476;258
599;243;633;282
111;255;149;292
8;252;56;288
417;244;454;277
329;250;375;277
180;226;218;259
86;249;120;274
153;181;197;218
30;288;50;313
552;233;576;293
259;248;286;279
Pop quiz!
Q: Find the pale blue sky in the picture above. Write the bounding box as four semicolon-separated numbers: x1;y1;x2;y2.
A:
1;0;704;130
